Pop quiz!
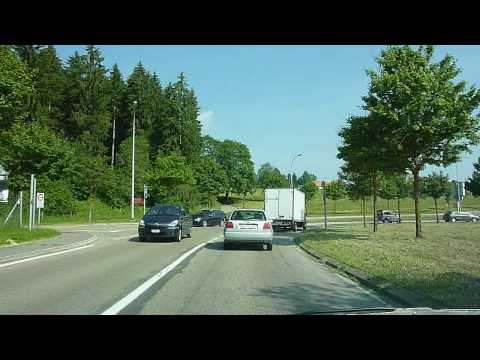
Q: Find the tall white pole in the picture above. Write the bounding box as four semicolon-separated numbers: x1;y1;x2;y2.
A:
33;177;36;228
19;191;23;227
29;174;34;231
111;106;116;169
131;101;137;220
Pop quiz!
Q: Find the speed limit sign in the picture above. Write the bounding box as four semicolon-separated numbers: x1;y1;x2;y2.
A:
36;192;44;209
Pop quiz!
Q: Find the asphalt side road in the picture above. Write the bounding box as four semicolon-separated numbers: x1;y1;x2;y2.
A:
0;223;391;315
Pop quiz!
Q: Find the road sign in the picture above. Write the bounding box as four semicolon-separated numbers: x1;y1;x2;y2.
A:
144;184;148;199
36;192;44;208
133;198;144;206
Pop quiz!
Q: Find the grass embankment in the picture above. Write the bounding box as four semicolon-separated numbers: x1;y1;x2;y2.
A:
224;188;480;216
295;223;480;308
0;226;60;246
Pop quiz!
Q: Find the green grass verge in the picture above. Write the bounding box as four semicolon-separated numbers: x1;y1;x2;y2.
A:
294;223;480;308
0;227;60;246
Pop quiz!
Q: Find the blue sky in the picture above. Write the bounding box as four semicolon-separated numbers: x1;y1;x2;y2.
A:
56;45;480;182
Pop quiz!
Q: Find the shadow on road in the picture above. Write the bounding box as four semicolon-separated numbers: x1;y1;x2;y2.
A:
205;241;269;252
249;281;389;314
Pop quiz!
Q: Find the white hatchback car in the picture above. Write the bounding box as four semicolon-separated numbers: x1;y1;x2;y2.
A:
224;209;273;251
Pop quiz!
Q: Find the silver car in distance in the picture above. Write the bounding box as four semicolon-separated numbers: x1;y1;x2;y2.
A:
224;209;273;251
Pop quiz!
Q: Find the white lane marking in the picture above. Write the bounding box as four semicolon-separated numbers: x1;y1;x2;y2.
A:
101;237;219;315
0;235;98;263
69;229;126;233
0;244;93;269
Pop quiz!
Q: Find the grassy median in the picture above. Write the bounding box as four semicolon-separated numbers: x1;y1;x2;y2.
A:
0;227;60;246
295;222;480;308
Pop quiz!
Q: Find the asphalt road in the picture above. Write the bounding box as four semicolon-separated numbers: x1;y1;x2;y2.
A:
0;223;390;315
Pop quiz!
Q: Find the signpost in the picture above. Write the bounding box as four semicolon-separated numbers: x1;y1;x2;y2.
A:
37;192;44;225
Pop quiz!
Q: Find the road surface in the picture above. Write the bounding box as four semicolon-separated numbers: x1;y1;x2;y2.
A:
0;223;391;314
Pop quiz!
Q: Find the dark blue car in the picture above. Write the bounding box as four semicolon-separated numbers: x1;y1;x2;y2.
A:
138;205;193;242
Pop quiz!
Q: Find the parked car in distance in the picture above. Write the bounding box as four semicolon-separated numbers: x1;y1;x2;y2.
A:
377;210;401;224
138;205;192;242
192;209;226;227
224;209;273;251
443;211;479;223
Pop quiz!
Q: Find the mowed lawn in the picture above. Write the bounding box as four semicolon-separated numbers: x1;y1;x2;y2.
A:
295;222;480;308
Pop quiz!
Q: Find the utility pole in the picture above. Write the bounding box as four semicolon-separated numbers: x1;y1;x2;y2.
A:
29;174;34;230
32;176;36;228
322;181;327;232
290;153;302;231
131;101;137;220
111;105;116;169
19;191;23;226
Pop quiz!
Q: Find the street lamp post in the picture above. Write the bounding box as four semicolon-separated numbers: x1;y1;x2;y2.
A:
131;101;137;221
111;105;116;169
290;153;302;231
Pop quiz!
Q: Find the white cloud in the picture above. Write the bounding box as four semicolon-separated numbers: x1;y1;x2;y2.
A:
198;110;214;132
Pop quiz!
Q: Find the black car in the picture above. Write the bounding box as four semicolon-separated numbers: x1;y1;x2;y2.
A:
192;209;226;227
138;205;193;242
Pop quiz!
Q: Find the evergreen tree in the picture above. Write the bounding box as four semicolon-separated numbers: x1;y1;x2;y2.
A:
466;158;480;197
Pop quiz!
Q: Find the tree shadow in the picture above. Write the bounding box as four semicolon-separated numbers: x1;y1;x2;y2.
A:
380;271;480;309
248;281;390;314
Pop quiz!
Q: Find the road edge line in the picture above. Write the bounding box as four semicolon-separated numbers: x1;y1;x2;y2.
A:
0;244;94;269
0;234;98;264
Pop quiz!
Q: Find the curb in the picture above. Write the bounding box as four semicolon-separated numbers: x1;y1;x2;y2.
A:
296;242;429;307
0;234;98;265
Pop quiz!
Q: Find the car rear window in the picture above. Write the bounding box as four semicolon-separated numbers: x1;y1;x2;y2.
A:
231;211;266;221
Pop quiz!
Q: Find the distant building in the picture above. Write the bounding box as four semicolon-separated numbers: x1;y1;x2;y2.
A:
313;180;330;189
0;165;8;203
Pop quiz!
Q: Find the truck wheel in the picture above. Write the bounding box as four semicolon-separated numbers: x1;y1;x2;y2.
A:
383;219;387;224
293;222;298;232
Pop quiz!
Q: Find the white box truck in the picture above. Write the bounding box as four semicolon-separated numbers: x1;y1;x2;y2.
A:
264;188;306;231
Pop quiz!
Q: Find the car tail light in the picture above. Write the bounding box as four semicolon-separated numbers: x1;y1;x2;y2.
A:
263;223;272;230
225;222;234;229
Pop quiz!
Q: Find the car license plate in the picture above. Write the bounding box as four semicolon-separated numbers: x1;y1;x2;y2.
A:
240;224;257;229
151;229;161;233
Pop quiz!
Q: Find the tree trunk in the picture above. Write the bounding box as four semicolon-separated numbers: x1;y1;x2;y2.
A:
243;194;246;208
362;197;366;228
334;199;336;214
88;206;92;224
387;199;390;210
397;197;401;219
373;175;378;232
434;198;439;223
413;169;422;238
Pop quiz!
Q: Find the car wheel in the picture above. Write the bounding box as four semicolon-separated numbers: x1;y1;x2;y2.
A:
187;228;192;238
138;236;145;242
176;228;182;242
383;219;387;224
267;243;272;251
473;218;478;222
202;220;207;227
451;218;456;222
